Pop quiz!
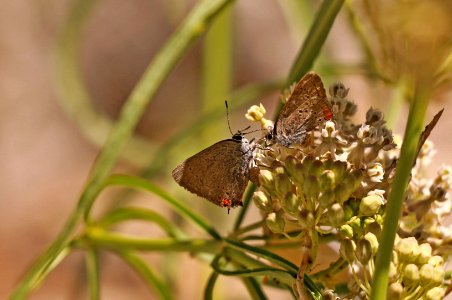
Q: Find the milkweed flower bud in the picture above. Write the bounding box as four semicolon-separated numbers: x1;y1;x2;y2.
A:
419;263;434;285
299;209;315;229
425;287;446;300
259;170;275;192
304;175;319;199
332;160;347;180
428;256;444;267
348;216;362;233
253;191;272;213
326;203;344;227
284;156;299;177
396;237;420;263
359;193;384;216
282;193;300;216
387;282;403;300
417;243;432;264
365;221;382;238
431;267;445;286
266;211;285;233
275;173;292;198
319;190;335;209
340;238;356;263
319;170;335;190
356;238;372;264
340;224;354;239
301;156;315;175
364;232;378;255
402;264;419;286
334;183;350;204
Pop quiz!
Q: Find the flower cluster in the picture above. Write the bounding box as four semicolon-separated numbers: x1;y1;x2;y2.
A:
401;155;452;257
246;82;451;299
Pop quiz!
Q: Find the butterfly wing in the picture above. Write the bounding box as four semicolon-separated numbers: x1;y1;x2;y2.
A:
172;139;252;208
274;72;332;146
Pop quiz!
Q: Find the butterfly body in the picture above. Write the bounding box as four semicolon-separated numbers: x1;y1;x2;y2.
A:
172;134;253;209
273;72;332;146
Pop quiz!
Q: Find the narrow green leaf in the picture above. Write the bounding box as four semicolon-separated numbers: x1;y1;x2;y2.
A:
224;239;298;273
116;251;173;300
98;207;185;239
211;255;295;286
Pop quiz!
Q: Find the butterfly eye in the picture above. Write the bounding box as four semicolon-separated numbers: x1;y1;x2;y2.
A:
232;134;243;141
266;133;273;140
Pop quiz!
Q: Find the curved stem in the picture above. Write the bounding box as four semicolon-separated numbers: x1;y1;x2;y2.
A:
204;271;220;300
115;251;173;300
97;207;186;239
101;175;222;240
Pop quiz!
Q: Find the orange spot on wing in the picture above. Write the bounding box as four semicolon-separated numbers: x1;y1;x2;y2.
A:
323;106;333;120
222;198;231;207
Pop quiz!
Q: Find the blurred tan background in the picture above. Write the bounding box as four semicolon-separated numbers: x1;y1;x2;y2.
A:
1;0;451;299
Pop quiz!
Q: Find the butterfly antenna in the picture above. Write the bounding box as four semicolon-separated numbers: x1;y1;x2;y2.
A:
225;100;234;135
242;128;266;135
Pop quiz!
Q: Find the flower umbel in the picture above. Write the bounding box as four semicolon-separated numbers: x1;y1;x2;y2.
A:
246;81;450;299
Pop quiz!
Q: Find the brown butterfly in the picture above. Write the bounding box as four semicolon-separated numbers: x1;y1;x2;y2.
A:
172;132;254;210
271;72;333;146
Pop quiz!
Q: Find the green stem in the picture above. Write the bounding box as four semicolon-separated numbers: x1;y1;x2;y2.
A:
285;0;344;86
10;1;234;298
385;78;409;130
371;84;431;300
232;184;257;231
87;229;223;253
231;220;265;237
204;271;220;300
241;278;268;300
85;248;100;300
